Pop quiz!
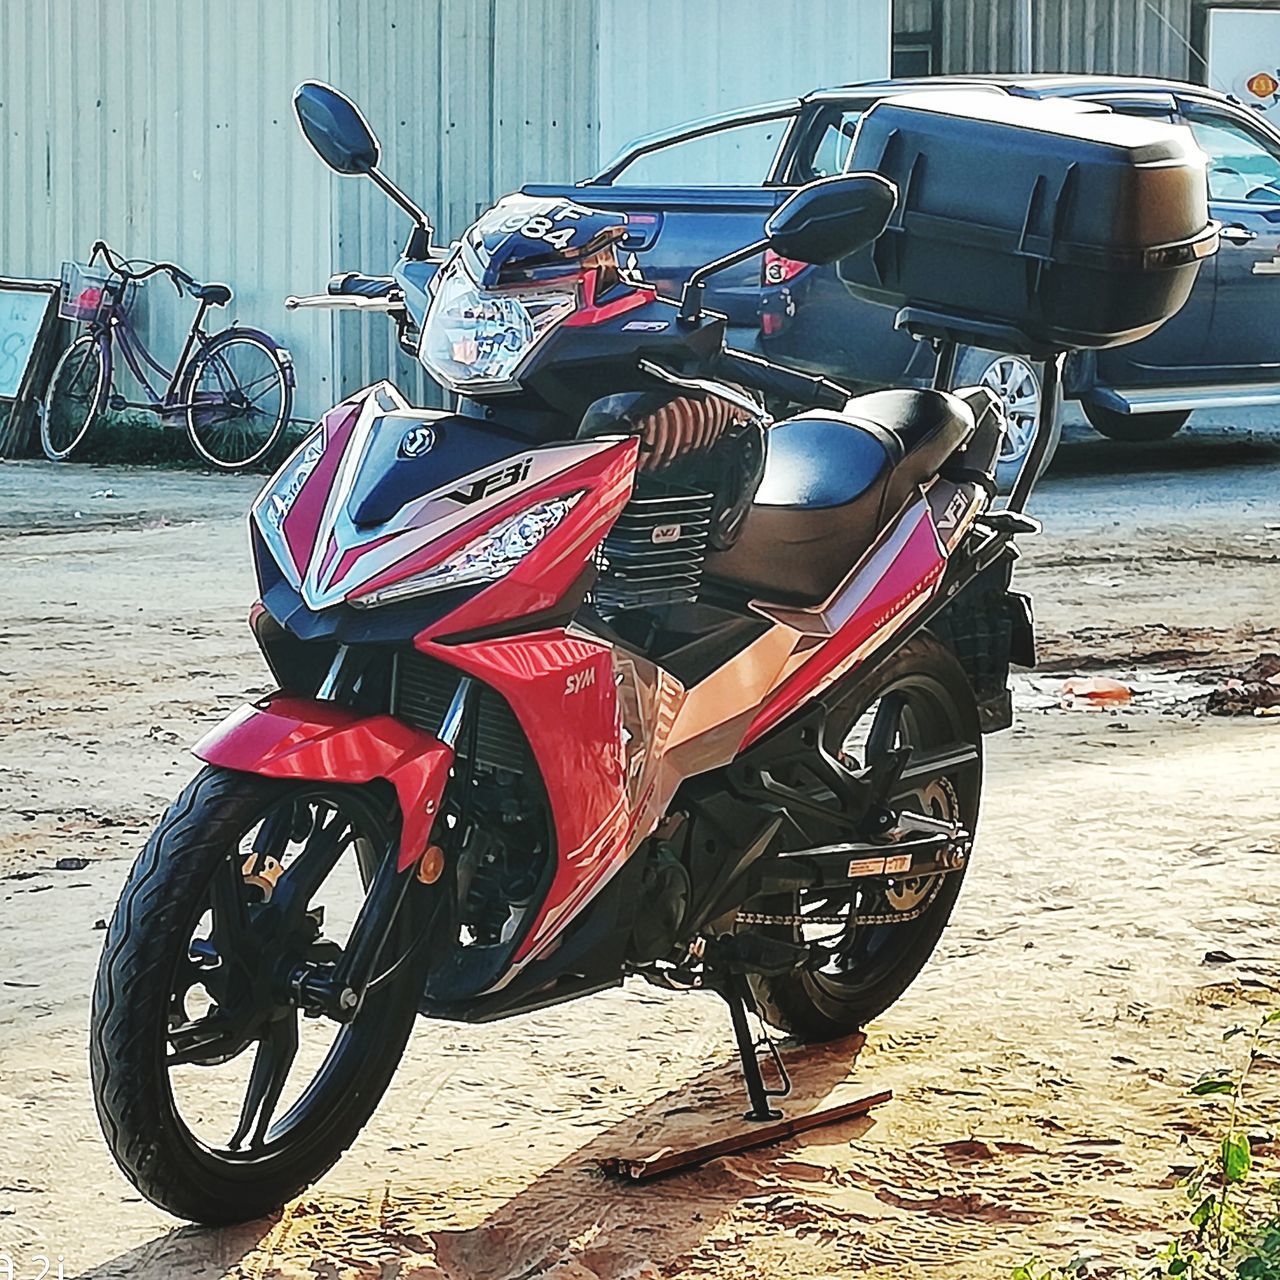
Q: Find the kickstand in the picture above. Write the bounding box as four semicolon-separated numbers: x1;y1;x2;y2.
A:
723;973;791;1122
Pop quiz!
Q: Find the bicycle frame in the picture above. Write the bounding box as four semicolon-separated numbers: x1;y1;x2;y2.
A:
100;298;218;413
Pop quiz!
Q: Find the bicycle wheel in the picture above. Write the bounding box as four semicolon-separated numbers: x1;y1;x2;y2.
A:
41;333;110;460
183;328;292;471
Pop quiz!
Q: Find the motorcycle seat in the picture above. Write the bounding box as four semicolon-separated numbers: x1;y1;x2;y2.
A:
703;388;974;607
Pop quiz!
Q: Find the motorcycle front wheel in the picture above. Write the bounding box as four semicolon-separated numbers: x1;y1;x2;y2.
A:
743;631;982;1042
90;766;426;1224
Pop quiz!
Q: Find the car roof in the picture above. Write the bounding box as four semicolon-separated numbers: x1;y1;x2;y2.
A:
805;73;1235;107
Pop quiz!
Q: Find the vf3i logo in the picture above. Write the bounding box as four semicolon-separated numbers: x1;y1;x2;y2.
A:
444;457;533;504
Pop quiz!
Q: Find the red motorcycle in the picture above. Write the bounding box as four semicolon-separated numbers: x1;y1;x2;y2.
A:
90;82;1213;1223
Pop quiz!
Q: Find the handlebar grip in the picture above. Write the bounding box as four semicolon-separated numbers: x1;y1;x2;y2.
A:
715;349;850;412
327;272;397;298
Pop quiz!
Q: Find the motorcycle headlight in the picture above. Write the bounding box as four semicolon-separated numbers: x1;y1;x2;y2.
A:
348;492;582;609
419;257;579;393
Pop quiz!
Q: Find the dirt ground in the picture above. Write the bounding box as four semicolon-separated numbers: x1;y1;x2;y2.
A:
3;420;1279;1279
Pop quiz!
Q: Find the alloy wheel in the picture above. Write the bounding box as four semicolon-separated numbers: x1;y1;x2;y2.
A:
979;355;1041;467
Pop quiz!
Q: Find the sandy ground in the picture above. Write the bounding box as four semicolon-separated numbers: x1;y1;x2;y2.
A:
2;418;1279;1279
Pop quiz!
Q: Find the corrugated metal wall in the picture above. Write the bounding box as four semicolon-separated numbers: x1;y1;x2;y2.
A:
8;0;1200;432
596;0;892;168
327;0;600;403
0;0;893;427
895;0;1196;78
0;0;340;417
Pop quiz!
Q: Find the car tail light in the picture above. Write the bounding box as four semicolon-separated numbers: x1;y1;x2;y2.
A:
762;250;808;287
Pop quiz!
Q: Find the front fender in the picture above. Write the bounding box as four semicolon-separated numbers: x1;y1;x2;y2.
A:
193;696;451;871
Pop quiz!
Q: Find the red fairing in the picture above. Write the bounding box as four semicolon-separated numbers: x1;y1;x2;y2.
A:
418;631;628;963
562;268;656;327
394;436;639;638
193;696;452;872
278;399;361;578
743;506;947;746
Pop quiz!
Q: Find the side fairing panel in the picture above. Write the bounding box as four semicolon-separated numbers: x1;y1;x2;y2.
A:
438;487;979;977
422;630;631;965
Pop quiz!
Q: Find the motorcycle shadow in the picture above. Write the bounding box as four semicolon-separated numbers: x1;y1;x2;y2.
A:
431;1031;876;1280
74;1032;875;1279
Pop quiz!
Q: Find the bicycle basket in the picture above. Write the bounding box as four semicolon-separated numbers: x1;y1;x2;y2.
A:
58;261;117;323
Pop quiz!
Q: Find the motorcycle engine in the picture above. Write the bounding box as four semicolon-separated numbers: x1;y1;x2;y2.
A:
454;769;548;945
393;652;552;947
582;391;766;620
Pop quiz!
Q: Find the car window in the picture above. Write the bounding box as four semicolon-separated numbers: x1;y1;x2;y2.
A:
807;110;864;178
609;117;789;187
1182;108;1280;204
1081;89;1177;122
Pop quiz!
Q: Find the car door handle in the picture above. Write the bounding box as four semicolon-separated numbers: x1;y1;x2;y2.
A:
1221;225;1259;244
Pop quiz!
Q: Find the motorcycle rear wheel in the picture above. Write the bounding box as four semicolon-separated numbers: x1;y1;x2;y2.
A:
89;766;424;1224
744;631;982;1041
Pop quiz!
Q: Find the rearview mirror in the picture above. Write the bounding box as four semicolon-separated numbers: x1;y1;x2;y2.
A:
294;81;380;176
765;174;897;265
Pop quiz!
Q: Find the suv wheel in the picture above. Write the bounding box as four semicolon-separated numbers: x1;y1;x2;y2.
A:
1083;403;1190;442
955;349;1061;493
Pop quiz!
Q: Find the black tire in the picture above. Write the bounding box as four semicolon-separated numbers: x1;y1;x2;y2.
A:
40;333;109;460
745;632;981;1042
954;347;1060;493
1082;403;1190;443
184;329;292;470
90;766;421;1224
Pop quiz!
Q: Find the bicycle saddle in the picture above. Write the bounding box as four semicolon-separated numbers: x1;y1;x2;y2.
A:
191;282;232;306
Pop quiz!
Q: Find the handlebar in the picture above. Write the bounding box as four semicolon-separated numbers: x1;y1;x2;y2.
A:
90;240;194;294
713;349;850;412
285;270;405;312
327;272;397;298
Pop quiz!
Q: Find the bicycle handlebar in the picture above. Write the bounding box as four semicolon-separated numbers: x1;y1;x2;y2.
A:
90;240;195;294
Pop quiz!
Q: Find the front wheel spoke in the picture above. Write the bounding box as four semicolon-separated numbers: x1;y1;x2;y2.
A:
228;1012;299;1150
168;1012;240;1066
275;812;354;914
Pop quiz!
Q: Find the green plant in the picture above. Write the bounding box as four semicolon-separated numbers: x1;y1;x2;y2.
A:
1013;1010;1280;1280
1168;1010;1280;1278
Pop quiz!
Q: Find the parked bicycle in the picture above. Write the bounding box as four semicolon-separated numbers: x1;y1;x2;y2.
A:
40;240;294;470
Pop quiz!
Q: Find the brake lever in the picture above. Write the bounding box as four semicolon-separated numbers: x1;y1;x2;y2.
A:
284;293;404;313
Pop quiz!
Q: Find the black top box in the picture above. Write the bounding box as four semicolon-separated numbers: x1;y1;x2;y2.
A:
839;91;1219;357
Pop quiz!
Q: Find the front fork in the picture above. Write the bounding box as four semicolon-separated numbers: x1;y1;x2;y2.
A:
194;674;475;1021
295;676;473;1022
